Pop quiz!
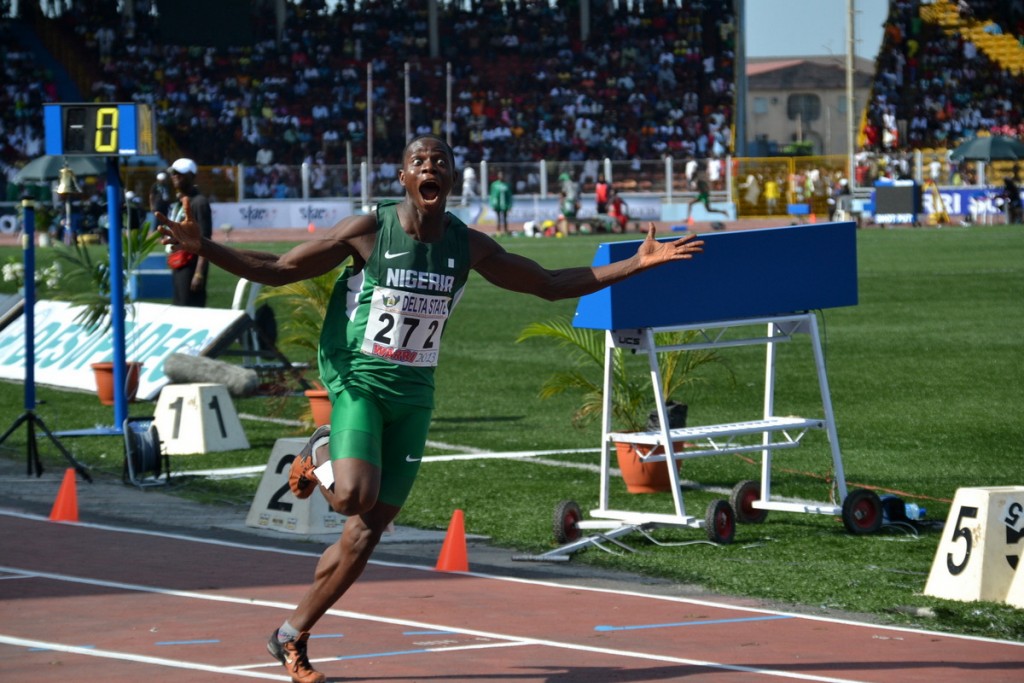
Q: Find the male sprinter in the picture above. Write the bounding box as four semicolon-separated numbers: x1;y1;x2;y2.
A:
158;134;704;683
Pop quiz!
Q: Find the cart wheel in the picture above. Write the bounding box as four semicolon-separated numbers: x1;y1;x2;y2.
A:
841;488;883;535
705;499;735;544
730;479;768;524
553;500;583;544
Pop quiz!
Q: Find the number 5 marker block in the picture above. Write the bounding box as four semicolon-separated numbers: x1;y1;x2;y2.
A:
924;486;1024;604
154;383;249;455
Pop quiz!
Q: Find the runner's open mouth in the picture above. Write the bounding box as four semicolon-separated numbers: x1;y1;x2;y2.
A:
421;181;440;201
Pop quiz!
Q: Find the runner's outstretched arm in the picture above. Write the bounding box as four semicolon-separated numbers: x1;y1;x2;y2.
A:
470;222;703;301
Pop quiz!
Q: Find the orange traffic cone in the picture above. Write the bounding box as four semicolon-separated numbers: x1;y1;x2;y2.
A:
434;509;468;572
808;213;817;223
307;221;316;233
687;214;695;226
49;468;79;523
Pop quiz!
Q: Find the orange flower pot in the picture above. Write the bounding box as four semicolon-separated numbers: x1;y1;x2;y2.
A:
304;388;332;427
614;440;684;494
90;361;143;406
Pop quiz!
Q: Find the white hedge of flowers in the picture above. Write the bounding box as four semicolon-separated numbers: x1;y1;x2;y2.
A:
2;260;63;291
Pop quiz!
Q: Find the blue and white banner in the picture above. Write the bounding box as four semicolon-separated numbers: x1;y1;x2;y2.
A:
921;187;1023;219
0;300;248;400
211;200;355;230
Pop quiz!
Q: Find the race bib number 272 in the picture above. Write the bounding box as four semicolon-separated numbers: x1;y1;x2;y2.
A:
361;286;450;367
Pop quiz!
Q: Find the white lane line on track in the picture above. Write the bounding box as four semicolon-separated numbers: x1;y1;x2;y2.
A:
0;634;289;680
3;508;1022;649
0;564;871;683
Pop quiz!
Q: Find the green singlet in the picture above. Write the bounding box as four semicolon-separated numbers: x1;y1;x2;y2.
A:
316;202;471;506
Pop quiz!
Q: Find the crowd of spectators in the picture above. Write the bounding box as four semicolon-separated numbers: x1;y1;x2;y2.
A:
0;19;55;201
5;1;736;181
864;0;1024;153
2;0;1023;206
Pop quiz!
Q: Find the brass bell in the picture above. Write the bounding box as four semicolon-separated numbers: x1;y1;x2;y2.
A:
56;163;83;198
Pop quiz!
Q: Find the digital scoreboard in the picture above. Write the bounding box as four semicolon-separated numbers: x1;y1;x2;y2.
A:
44;103;156;157
873;179;921;225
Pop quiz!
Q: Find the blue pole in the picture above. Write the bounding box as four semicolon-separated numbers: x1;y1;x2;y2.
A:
106;157;127;431
21;199;36;413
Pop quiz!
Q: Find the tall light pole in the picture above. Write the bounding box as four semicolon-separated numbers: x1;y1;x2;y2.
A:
404;62;411;143
366;62;373;203
846;0;857;185
734;0;747;157
446;61;452;147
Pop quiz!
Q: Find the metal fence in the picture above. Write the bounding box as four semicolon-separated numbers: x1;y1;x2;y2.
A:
42;151;1022;222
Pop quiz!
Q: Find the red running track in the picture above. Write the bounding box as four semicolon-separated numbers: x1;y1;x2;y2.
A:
1;512;1022;682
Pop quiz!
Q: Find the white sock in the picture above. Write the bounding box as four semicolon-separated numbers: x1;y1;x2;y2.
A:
312;436;331;465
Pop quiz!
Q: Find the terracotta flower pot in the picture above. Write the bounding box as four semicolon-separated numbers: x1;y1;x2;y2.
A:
614;401;689;493
304;388;332;427
614;441;684;494
90;361;143;406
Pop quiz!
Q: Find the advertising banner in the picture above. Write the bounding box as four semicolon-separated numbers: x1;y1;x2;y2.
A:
211;200;355;231
0;301;248;400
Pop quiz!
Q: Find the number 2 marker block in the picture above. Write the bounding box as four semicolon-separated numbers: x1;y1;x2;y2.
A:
154;383;250;455
245;438;344;536
924;486;1024;604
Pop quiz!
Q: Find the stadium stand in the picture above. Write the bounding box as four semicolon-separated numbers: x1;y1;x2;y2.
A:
3;1;735;189
2;0;1022;208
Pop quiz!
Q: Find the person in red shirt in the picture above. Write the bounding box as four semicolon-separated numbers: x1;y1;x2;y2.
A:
608;189;629;233
594;172;610;214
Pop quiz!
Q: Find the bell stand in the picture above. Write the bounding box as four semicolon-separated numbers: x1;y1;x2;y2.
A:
54;156;133;439
0;199;92;481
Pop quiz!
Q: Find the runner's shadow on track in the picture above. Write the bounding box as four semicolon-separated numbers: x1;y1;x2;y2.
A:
333;664;716;681
331;657;1024;681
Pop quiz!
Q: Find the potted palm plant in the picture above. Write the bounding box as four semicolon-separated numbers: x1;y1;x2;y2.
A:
50;226;163;404
255;262;349;427
517;317;727;492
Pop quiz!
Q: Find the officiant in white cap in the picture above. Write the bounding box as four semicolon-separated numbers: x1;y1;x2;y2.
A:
166;158;212;307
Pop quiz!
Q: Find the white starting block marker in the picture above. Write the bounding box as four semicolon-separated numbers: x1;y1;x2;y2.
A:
246;437;346;536
924;486;1024;604
154;383;250;455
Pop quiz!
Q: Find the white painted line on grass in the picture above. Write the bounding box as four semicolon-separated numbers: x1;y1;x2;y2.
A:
421;448;596;462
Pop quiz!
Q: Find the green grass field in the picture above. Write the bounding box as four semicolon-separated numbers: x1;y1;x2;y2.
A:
1;224;1022;640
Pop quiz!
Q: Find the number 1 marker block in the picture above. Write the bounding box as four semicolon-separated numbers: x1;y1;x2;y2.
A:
245;437;344;536
924;486;1024;604
154;383;250;455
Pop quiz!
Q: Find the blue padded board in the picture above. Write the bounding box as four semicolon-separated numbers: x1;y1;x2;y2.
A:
573;221;858;330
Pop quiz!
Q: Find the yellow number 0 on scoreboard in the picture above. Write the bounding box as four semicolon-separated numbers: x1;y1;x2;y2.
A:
94;107;119;153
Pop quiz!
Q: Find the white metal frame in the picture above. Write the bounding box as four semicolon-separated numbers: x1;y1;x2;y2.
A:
526;311;847;561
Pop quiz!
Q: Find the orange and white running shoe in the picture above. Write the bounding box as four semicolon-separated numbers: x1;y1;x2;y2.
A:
288;425;330;499
267;630;326;683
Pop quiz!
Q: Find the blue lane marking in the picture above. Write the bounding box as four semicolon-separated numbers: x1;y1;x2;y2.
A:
595;614;793;632
155;639;220;645
29;645;94;652
309;633;345;640
403;630;455;636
